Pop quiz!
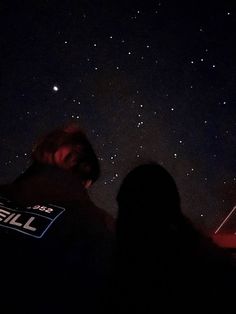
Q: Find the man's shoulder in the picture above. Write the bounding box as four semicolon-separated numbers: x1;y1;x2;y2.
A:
96;206;116;233
76;200;116;235
0;185;116;240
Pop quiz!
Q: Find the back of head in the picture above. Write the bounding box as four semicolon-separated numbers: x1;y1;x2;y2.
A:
116;162;231;255
115;162;188;262
25;122;100;184
117;163;181;227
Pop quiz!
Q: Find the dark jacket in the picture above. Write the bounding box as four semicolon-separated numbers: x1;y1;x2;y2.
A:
0;165;114;313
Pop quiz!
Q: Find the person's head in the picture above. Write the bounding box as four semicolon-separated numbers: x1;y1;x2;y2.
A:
30;122;100;188
116;162;182;237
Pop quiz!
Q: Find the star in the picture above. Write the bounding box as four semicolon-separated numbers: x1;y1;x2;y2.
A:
53;85;59;92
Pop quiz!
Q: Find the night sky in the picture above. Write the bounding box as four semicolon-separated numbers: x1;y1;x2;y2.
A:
0;0;235;235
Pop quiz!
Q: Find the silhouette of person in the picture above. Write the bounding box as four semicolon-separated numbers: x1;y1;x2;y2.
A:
0;122;114;314
113;162;236;314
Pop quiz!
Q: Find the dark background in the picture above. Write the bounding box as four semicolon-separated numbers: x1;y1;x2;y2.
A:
0;0;235;235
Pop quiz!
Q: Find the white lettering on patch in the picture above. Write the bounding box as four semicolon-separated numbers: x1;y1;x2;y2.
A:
0;199;65;238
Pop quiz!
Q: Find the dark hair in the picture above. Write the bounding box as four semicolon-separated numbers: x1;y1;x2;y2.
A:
31;123;100;183
117;162;181;223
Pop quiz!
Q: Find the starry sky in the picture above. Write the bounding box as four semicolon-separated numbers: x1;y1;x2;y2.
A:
0;0;235;235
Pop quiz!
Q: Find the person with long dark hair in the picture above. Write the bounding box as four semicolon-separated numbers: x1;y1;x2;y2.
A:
113;162;236;313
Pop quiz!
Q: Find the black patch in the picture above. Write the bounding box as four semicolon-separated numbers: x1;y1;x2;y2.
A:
0;196;65;238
